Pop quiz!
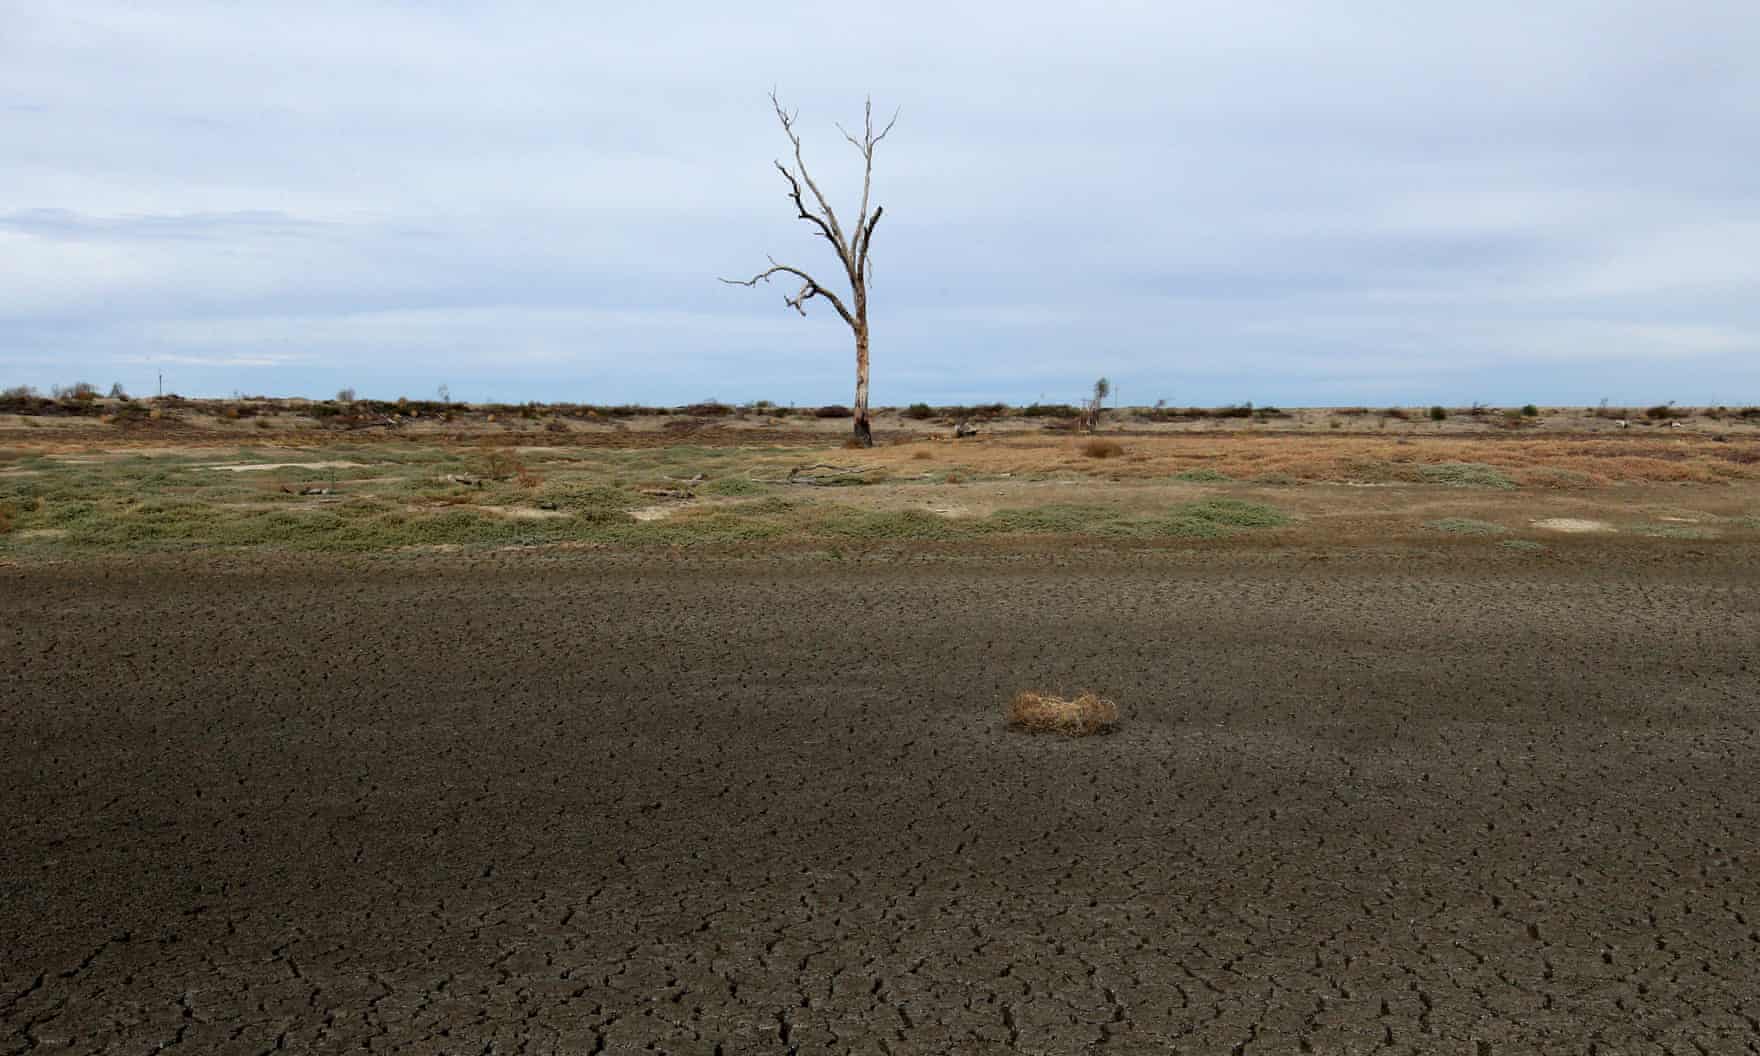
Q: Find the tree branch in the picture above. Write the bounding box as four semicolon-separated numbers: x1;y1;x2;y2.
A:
839;98;899;258
719;260;856;328
771;91;851;264
857;205;883;285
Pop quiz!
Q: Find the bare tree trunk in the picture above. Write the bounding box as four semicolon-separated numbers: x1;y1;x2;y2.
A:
722;94;896;450
853;325;872;445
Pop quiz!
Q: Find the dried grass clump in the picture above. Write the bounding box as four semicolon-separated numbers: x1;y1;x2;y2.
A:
1007;690;1120;736
1081;438;1124;459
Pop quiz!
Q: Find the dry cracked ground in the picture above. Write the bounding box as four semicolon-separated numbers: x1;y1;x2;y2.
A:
4;549;1760;1054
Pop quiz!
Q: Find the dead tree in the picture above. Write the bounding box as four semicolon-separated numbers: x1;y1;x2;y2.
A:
1081;377;1111;433
723;92;896;448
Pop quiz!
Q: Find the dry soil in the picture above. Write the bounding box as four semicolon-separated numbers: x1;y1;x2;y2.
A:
4;549;1760;1054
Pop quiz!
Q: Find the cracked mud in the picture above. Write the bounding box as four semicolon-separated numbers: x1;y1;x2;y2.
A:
4;552;1760;1054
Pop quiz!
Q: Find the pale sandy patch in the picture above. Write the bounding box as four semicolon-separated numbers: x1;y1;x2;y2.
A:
205;460;366;472
478;506;569;521
1532;517;1615;533
631;505;678;522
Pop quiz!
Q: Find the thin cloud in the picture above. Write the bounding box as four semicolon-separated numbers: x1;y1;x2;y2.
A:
1;1;1757;404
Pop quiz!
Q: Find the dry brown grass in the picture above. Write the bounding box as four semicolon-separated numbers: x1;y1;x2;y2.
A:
0;503;12;535
1081;438;1124;459
854;434;1759;486
1007;690;1120;736
911;448;934;460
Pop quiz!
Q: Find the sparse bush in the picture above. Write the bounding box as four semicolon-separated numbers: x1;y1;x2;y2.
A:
904;402;934;420
52;382;99;402
336;387;356;403
939;402;1008;420
1081;438;1123;458
1007;690;1119;736
1429;405;1448;421
1023;402;1081;418
815;404;853;419
1521;404;1540;417
682;401;733;417
1645;403;1684;420
1381;407;1409;420
108;382;129;400
483;450;525;480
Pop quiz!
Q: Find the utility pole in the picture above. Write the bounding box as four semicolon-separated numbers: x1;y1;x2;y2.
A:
157;373;163;399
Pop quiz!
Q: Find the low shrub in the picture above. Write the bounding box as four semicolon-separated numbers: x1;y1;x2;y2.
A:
702;477;766;497
1007;690;1119;736
1023;403;1081;418
904;402;934;420
1429;405;1448;421
1521;404;1540;417
1178;499;1289;528
815;404;853;419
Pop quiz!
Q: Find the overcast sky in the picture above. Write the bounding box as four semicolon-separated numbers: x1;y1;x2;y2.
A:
3;2;1758;406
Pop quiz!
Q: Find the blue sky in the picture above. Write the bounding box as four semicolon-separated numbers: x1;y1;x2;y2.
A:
3;1;1758;407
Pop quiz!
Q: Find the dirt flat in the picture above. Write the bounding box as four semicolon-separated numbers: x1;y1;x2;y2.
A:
4;550;1760;1054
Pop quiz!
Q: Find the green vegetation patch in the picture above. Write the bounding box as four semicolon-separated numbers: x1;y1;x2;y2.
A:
1424;518;1508;535
813;508;960;541
1172;468;1232;483
979;499;1288;539
702;476;768;497
1418;462;1516;489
